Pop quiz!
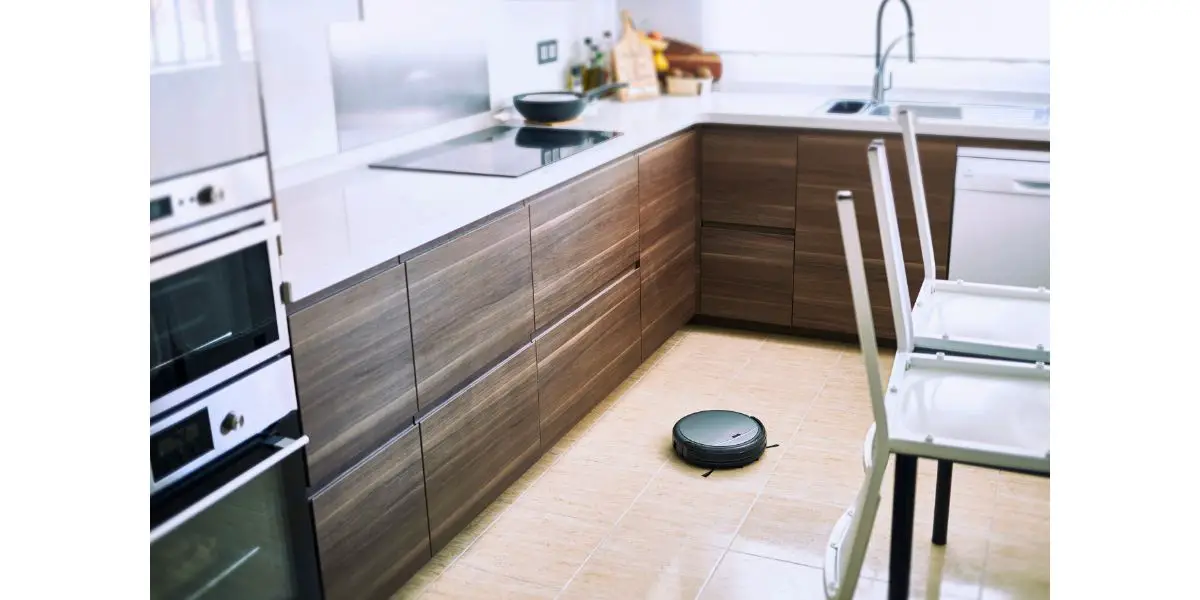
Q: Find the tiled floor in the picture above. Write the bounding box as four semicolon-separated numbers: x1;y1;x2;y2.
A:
395;326;1050;600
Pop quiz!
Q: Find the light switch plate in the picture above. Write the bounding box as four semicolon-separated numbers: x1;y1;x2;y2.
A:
537;39;557;65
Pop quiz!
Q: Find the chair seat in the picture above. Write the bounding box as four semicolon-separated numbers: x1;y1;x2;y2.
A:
884;352;1050;474
911;280;1051;363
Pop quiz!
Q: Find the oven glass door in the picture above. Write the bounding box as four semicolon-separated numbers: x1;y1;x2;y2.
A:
150;213;288;418
151;431;318;600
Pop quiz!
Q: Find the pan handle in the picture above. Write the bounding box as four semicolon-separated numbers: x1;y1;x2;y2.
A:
582;81;629;101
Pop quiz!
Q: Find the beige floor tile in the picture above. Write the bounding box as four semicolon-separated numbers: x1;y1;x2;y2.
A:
559;525;726;600
980;537;1050;600
517;453;655;526
863;528;989;598
419;562;559;600
401;326;1050;600
730;495;846;568
457;506;610;590
763;443;865;507
698;551;827;600
616;472;759;549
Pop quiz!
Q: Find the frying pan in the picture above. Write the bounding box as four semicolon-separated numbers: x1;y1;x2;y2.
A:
513;82;628;123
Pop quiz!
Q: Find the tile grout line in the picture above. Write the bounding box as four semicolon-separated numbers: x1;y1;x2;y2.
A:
411;335;683;597
559;331;765;600
552;459;669;600
549;330;709;598
691;354;837;600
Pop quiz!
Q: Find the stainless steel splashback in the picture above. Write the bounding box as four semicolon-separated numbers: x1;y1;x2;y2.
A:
327;0;491;151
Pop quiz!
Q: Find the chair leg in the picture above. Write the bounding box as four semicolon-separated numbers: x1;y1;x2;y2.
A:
888;454;918;600
932;459;953;546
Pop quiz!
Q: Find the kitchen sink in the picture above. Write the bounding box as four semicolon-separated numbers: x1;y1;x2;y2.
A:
868;103;963;119
819;98;1049;126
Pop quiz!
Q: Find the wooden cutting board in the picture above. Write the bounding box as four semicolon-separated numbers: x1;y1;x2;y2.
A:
611;11;660;101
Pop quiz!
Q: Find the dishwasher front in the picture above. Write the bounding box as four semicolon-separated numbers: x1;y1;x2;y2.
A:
950;147;1050;289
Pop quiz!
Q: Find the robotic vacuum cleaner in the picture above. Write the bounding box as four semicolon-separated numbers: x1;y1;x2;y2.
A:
672;410;768;469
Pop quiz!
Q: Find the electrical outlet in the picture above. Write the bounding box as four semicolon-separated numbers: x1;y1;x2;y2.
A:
537;40;558;65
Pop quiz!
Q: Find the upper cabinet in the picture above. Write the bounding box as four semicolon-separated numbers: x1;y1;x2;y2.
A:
289;263;417;490
529;157;640;331
406;209;535;410
701;129;798;229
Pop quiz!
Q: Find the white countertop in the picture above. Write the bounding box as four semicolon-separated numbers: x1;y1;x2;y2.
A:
277;91;1050;304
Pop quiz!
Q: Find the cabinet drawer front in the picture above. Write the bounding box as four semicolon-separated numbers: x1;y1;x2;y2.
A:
641;241;696;359
791;251;932;338
795;184;952;270
535;268;642;448
407;209;535;410
700;227;794;326
420;344;540;553
312;425;430;600
639;131;697;205
640;175;697;277
289;263;417;489
795;132;955;267
701;129;797;229
530;157;639;330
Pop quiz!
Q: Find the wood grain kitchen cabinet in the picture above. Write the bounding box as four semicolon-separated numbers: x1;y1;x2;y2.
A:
700;227;794;326
701;128;798;229
534;269;641;448
311;424;429;600
406;209;534;410
638;132;698;358
794;131;956;265
420;344;540;553
791;251;935;339
289;263;417;490
529;157;639;331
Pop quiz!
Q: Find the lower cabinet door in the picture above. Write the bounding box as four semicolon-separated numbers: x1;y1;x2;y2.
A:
535;268;642;448
699;226;794;326
641;240;695;359
311;424;430;600
419;344;541;553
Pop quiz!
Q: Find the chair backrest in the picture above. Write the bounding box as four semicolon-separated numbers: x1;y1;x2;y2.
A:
830;190;891;600
834;190;890;442
865;140;915;353
897;109;938;282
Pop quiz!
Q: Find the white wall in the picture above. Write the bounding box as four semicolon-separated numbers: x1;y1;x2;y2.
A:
490;0;617;105
618;0;1049;94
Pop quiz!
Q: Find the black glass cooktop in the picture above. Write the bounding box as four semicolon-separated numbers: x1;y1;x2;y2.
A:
369;125;622;178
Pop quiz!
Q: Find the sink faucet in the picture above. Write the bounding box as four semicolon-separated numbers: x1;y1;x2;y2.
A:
872;0;916;105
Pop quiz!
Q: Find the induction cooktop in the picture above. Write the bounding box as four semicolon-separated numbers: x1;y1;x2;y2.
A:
369;125;622;178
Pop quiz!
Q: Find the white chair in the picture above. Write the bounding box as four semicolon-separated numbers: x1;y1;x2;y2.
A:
821;188;1050;600
883;109;1051;364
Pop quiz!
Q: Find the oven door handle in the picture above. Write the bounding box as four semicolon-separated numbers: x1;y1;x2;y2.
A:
150;435;309;544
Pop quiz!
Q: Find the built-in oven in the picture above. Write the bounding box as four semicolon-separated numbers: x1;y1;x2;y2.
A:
150;357;321;600
150;162;288;420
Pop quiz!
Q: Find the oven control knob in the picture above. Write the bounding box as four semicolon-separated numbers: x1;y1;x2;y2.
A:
196;186;223;206
220;412;245;435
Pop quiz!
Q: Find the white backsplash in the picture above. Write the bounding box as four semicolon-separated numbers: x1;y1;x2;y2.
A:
256;0;616;172
489;0;617;106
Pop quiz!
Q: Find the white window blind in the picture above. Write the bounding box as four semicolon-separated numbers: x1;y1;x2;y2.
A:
701;0;1048;62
